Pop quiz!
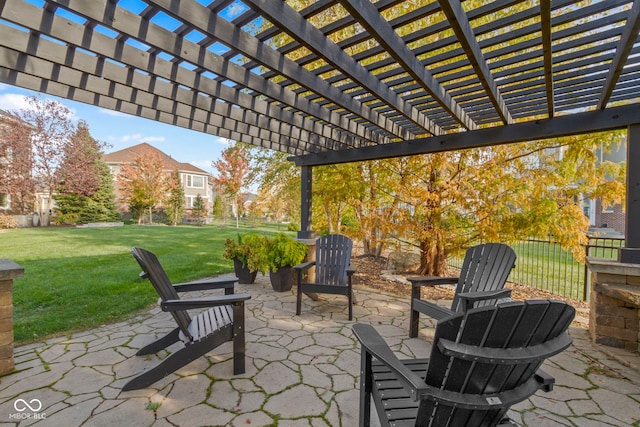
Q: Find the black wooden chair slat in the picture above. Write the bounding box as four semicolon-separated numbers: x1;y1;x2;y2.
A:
408;243;516;338
294;234;356;320
353;300;575;427
124;247;250;391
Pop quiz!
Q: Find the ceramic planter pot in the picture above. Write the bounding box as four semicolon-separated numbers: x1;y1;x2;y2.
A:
269;266;296;292
233;258;257;284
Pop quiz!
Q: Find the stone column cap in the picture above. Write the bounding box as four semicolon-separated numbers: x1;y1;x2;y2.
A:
0;259;24;281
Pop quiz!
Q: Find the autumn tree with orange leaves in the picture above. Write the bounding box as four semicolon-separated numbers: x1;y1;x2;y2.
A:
117;149;167;224
212;143;250;228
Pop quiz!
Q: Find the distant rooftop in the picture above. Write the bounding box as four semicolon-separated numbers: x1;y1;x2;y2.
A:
103;142;210;175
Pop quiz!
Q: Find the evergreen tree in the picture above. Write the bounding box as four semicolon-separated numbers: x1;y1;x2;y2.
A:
54;120;115;224
54;160;116;223
165;170;185;225
80;161;117;222
212;195;224;220
192;194;207;225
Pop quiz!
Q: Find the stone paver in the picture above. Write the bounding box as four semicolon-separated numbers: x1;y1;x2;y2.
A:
1;275;639;426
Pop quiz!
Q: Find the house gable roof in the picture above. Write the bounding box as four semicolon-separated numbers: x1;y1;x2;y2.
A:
103;142;210;175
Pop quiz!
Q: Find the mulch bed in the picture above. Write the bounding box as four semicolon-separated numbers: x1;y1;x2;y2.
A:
351;254;588;310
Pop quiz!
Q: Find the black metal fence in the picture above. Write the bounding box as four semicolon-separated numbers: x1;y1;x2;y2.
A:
449;237;625;301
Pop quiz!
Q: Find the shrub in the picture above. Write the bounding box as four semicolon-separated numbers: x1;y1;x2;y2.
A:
266;233;308;271
0;214;18;229
223;234;270;274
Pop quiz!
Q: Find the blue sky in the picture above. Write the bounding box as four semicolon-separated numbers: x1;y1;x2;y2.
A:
0;83;231;175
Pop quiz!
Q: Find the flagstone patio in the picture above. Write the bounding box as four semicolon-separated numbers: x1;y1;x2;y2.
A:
0;274;639;426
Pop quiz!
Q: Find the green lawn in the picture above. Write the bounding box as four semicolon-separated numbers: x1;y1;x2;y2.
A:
0;223;283;344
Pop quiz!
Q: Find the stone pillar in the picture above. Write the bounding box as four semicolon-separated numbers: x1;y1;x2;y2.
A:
586;258;640;353
298;238;318;301
0;259;24;374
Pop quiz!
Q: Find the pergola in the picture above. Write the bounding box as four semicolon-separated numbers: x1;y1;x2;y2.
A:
1;0;639;258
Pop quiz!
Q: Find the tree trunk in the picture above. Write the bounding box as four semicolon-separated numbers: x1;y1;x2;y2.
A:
417;238;447;276
324;203;334;233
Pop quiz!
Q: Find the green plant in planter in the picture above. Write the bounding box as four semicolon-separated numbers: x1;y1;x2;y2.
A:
223;234;270;274
266;233;308;271
265;233;308;292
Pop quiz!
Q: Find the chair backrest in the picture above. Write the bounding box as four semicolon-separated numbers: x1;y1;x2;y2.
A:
417;300;575;426
450;243;516;312
131;247;193;340
314;234;353;286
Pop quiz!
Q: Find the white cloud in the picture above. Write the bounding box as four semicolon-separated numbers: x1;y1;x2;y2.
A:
0;93;31;111
225;2;246;20
108;133;166;144
0;93;76;119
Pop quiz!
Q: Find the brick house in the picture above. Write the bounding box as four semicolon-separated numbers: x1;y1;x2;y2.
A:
0;109;33;216
586;139;626;236
103;143;213;221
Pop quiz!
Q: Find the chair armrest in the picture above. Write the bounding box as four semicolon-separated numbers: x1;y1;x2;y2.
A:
458;288;512;304
407;276;458;288
352;324;428;400
347;265;356;276
437;333;573;364
535;369;556;392
173;277;237;293
161;293;251;311
293;261;316;272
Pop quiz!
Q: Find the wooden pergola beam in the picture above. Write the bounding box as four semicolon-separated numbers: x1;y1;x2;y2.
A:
438;0;513;125
338;0;476;132
143;0;411;140
0;65;300;153
37;0;388;147
241;0;438;137
291;104;640;166
598;0;640;109
540;0;555;118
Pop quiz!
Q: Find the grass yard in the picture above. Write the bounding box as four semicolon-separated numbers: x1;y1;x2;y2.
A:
0;223;284;344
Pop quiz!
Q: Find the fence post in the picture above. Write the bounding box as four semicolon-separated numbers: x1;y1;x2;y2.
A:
583;240;590;301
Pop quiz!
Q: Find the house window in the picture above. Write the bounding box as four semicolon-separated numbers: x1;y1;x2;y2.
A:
0;193;9;209
186;174;205;189
602;203;615;213
186;196;194;208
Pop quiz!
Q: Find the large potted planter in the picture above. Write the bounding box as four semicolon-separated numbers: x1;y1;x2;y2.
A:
223;234;269;284
232;258;257;284
266;233;308;292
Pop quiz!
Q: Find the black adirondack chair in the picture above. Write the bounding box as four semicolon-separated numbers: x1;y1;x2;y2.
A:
124;247;251;391
408;243;516;338
353;299;575;427
294;234;356;320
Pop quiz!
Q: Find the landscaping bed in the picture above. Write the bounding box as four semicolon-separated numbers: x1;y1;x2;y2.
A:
351;254;588;310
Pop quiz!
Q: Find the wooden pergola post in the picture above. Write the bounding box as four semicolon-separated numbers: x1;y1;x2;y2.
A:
620;124;640;263
298;165;315;239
